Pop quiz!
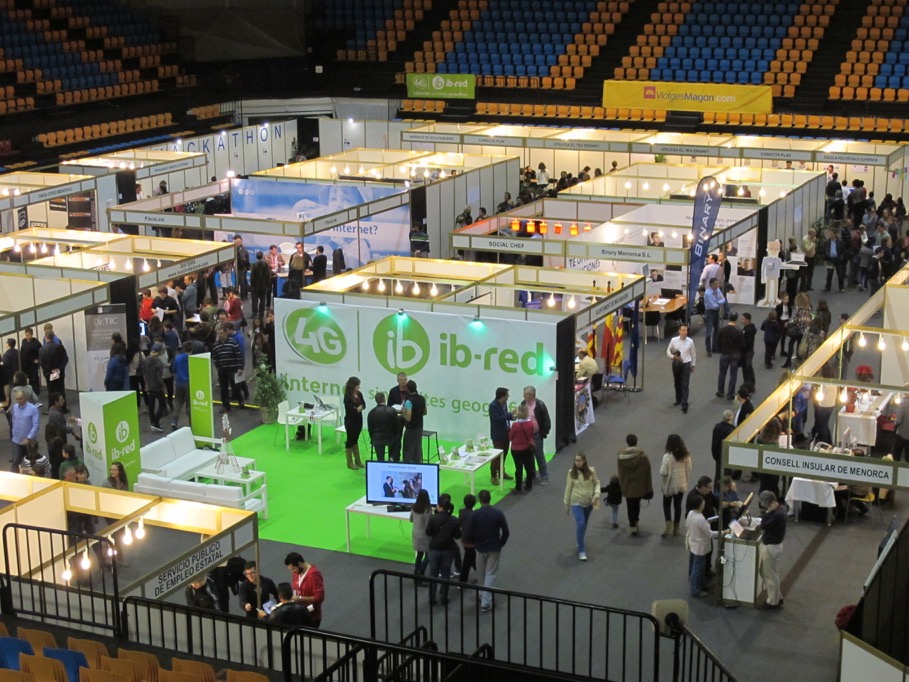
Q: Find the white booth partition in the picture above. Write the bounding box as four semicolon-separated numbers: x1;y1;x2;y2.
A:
0;171;111;232
63;150;209;202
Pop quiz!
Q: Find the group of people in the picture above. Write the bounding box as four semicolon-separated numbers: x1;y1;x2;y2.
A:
354;373;427;469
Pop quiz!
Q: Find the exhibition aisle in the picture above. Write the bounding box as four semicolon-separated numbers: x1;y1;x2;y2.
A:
231;423;554;562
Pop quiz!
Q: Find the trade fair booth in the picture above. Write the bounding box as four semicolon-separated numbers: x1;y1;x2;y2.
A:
107;149;521;265
0;171;110;232
280;256;645;451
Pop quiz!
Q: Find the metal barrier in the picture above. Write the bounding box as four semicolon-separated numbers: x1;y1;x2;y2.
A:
665;613;738;682
1;523;120;635
369;569;664;682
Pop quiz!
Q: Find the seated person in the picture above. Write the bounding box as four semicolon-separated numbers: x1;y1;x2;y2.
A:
575;349;599;380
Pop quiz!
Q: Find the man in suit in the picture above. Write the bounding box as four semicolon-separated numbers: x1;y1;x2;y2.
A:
368;392;400;462
312;245;328;282
383;476;398;497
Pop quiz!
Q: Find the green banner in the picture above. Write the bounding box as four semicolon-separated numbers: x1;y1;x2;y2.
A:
406;73;476;99
189;353;214;440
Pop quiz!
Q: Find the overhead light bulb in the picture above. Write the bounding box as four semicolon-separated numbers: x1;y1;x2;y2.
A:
94;255;102;267
80;550;91;570
400;166;408;174
737;187;745;196
815;385;824;402
12;243;20;253
377;279;386;293
567;295;576;309
858;332;866;347
671;230;678;239
107;542;115;557
839;387;849;404
135;518;145;540
29;243;36;254
40;242;48;254
122;524;133;546
359;166;365;174
547;293;556;308
412;281;420;295
758;188;766;197
439;170;446;179
642;181;650;190
658;230;664;238
878;334;886;351
62;568;72;582
895;393;902;405
641;228;648;237
142;259;150;272
395;280;404;294
902;338;909;352
156;259;161;267
662;183;670;192
53;244;60;256
330;165;337;174
343;165;350;175
624;181;632;189
430;283;438;297
625;228;630;236
361;279;370;291
423;170;429;178
124;258;132;270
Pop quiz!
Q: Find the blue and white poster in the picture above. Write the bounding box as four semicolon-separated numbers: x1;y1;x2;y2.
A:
687;176;723;314
230;179;411;268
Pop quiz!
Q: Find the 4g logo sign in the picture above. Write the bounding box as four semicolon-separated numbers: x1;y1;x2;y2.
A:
284;307;347;364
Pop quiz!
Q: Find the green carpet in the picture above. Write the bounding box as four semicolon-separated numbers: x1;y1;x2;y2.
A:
230;423;551;564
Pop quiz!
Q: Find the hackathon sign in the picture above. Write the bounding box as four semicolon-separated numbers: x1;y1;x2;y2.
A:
406;73;476;100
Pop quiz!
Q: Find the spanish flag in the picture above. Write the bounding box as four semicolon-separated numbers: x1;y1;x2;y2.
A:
601;314;614;366
612;314;624;368
586;326;597;358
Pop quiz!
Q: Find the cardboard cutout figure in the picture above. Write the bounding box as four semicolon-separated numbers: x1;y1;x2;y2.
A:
759;239;782;307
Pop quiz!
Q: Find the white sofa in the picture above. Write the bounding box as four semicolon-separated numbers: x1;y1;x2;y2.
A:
135;472;268;517
140;427;219;479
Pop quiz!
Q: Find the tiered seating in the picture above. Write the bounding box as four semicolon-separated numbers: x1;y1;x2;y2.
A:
476;102;667;122
36;113;174;148
624;0;832;98
189;104;221;119
327;0;430;61
702;111;906;136
830;0;908;101
407;0;632;90
400;99;445;114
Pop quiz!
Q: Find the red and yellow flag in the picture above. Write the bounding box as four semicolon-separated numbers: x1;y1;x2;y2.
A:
586;326;597;358
601;314;614;366
612;314;624;368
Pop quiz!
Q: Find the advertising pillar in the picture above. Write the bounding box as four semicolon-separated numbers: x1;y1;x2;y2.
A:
189;353;214;439
79;391;141;489
84;304;128;391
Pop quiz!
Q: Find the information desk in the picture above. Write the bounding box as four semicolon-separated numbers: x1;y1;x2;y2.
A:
345;495;410;552
721;528;763;608
285;404;338;455
440;446;505;495
785;477;837;525
836;391;893;447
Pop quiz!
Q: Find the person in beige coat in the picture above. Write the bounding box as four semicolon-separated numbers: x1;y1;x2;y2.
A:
660;434;692;537
564;453;601;561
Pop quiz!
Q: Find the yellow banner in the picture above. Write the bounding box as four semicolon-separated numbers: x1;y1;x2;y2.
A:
602;80;773;114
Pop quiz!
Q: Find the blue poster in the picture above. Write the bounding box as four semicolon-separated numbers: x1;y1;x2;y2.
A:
230;179;411;268
687;176;723;315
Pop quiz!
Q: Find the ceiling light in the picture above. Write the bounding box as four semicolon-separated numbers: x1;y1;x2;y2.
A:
902;338;909;352
122;524;133;545
412;282;421;295
395;280;404;294
858;332;866;347
567;295;576;309
662;183;670;192
878;334;886;351
80;549;91;570
124;258;132;270
142;259;150;272
135;518;145;539
839;387;849;404
377;279;386;293
40;242;48;254
815;385;824;402
642;181;650;190
29;243;36;254
547;293;556;308
430;283;438;297
624;181;632;189
361;279;370;291
343;165;350;175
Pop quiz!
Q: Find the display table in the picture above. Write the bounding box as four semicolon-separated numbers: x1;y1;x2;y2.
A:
191;461;268;518
722;529;762;607
440;446;505;495
286;404;337;455
785;477;837;525
837;391;893;447
345;495;410;552
641;295;686;344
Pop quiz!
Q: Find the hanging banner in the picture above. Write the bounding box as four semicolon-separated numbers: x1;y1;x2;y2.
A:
574;382;594;436
274;300;557;443
406;73;476;100
84;304;128;392
603;80;773;114
80;391;141;490
687;176;723;314
189;353;214;440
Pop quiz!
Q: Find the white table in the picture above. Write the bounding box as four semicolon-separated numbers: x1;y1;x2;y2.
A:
439;446;505;495
286;405;337;455
837;391;893;447
191;459;268;518
785;476;837;525
345;495;411;552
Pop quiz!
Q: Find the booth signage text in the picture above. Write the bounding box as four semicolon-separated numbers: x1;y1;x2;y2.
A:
406;73;476;99
473;236;543;254
402;132;461;144
741;148;814;162
816;152;887;166
587;286;637;321
652;144;713;157
463;135;514;146
544;139;610;151
148;536;232;597
603;80;773;113
761;449;893;485
579;243;665;262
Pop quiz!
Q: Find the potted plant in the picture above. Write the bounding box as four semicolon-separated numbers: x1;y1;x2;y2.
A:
252;359;285;424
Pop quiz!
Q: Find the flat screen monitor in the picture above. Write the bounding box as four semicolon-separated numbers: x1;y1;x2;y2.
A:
365;461;440;506
660;288;683;299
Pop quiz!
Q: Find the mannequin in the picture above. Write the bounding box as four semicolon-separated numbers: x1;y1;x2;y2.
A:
759;240;782;307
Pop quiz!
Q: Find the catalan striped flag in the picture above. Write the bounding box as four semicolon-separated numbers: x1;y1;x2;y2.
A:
586;326;597;358
612;314;624;368
601;314;614;366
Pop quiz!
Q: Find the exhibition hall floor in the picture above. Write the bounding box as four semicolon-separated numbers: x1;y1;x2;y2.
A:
118;287;894;681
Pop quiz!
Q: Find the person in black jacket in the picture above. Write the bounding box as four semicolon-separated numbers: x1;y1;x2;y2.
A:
265;582;314;627
19;327;42;397
711;409;735;485
311;245;328;282
185;577;217;610
208;556;247;613
234;235;251;300
823;226;847;293
425;494;461;606
521;386;552;484
367;392;399;462
39;332;69;411
238;561;279;620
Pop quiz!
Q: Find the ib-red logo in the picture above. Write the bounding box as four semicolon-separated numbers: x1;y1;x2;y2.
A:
644;86;656;99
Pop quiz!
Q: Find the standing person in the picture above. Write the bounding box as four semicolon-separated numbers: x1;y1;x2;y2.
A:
838;312;853;379
142;343;166;432
740;312;757;387
659;434;692;537
239;561;279;620
151;286;181;326
893;388;909;462
508;404;536;493
521;386;551;484
39;332;69;412
463;489;510;613
402;380;427;464
823;226;847;293
226;325;249;409
266;244;286;302
283;552;325;628
425;493;461;606
761;310;781;369
703;278;726;356
801;228;817;291
783;292;813;369
387;372;409;463
685;494;717;598
287;241;311;292
171;342;191;430
774;292;792;361
2;338;18;405
458;494;477;583
20;327;41;397
603;475;622;529
563;453;601;561
716;312;743;400
812;364;837;445
10;388;39;472
687;476;719;578
488;387;514;486
666;324;696;413
311;245;328;282
343;376;365;470
224;287;244;330
234;235;251;300
711;410;736;486
211;325;242;414
104;343;129;392
367;392;399;462
616;434;652;535
758;491;787;609
409;489;432;577
249;251;272;320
